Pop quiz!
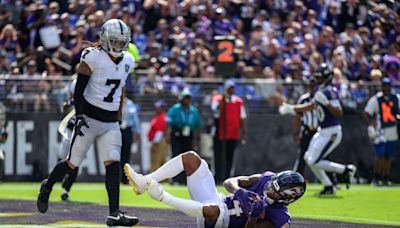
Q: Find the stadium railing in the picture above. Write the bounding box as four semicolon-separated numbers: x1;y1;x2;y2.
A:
0;74;390;114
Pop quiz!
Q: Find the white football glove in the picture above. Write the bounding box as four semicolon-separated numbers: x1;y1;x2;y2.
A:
315;91;329;106
147;179;166;202
367;125;376;139
279;102;295;115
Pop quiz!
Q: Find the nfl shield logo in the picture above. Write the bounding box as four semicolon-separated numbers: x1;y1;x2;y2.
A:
125;64;130;73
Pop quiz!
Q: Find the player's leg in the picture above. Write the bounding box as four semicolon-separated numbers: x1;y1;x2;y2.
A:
37;122;94;213
120;127;132;184
372;143;385;185
313;130;346;174
58;129;75;201
382;141;396;185
98;123;138;227
304;132;335;193
61;168;78;201
147;179;222;225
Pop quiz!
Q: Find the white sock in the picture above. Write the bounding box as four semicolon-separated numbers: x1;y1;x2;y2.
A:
161;191;204;217
147;154;184;182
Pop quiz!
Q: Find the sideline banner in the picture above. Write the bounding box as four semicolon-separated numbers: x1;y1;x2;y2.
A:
0;113;144;182
1;113;399;182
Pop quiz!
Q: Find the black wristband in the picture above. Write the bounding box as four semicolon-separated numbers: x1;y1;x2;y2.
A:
74;73;90;115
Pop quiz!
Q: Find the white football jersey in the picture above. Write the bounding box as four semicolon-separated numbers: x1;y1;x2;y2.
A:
80;47;135;111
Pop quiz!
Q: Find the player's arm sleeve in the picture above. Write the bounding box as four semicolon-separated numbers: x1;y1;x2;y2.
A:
74;58;92;115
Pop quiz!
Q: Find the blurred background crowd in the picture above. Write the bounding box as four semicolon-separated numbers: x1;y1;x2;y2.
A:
0;0;399;112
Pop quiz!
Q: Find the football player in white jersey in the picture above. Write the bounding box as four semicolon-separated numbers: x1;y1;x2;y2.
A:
37;19;139;227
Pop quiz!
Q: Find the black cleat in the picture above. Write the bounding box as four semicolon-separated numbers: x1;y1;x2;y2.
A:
37;179;52;213
61;192;69;201
343;164;357;189
106;210;139;227
318;186;336;195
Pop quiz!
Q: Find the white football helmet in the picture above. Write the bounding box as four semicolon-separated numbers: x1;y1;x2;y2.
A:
100;19;131;58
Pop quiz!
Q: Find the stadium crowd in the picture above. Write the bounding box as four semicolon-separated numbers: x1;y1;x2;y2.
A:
0;0;399;111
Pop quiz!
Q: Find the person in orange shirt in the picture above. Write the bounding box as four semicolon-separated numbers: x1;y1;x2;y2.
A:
211;80;247;183
148;100;168;172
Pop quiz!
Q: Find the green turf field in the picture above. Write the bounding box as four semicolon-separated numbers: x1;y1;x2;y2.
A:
0;183;399;226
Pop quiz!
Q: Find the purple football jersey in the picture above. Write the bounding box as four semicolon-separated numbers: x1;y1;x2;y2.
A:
223;172;291;228
317;85;341;128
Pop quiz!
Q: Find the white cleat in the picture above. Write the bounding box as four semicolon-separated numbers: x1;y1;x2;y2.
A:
123;163;150;195
147;179;165;202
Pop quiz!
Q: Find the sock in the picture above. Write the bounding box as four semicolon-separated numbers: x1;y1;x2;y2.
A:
161;191;203;217
147;154;184;182
106;162;120;214
46;161;75;189
62;167;78;192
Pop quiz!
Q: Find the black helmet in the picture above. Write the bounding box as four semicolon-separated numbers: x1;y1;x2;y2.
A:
313;63;333;86
263;171;306;205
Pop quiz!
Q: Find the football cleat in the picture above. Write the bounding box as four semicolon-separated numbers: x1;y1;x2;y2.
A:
61;192;69;201
106;210;139;227
343;164;357;189
123;163;150;195
37;179;52;213
318;186;336;195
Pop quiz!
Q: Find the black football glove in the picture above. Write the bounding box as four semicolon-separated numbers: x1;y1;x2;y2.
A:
74;115;89;137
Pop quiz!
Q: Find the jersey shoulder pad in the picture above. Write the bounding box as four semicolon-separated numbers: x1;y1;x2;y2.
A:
80;47;100;70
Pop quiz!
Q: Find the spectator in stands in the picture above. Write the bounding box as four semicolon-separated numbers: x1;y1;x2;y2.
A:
0;0;398;112
351;80;369;104
384;54;400;81
0;51;10;74
148;100;168;173
0;24;21;64
211;80;247;183
268;84;288;106
188;39;211;78
166;89;202;184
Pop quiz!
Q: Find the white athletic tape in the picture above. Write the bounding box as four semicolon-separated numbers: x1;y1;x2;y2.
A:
58;109;76;138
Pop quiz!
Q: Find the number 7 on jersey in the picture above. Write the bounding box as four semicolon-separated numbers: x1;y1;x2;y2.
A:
103;79;121;102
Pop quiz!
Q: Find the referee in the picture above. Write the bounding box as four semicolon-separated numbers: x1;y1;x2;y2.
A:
292;80;318;175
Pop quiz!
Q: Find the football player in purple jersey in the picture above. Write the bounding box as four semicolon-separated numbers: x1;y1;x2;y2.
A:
124;151;305;228
279;63;356;195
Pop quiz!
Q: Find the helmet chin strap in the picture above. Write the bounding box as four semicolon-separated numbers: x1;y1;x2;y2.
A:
265;196;275;205
263;191;276;205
